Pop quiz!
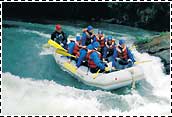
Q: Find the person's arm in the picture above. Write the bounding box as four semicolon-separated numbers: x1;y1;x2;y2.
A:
82;28;87;32
112;39;115;45
127;48;136;63
82;28;91;38
91;52;105;70
68;42;75;54
85;32;91;38
112;48;118;67
51;32;56;41
101;36;105;40
76;49;87;68
62;32;67;44
105;40;109;48
105;41;107;46
80;45;87;49
102;46;107;59
76;42;86;49
81;33;87;46
92;35;97;43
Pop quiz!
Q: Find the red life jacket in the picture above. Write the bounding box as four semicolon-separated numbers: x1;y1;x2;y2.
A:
86;50;101;68
106;39;115;49
116;45;128;60
73;43;80;57
96;36;105;48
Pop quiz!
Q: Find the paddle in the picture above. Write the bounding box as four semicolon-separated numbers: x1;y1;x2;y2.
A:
63;62;77;74
47;39;77;58
92;69;101;79
92;67;111;79
48;39;67;52
56;49;77;58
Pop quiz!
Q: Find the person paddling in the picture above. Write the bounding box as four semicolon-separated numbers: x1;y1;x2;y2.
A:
112;39;135;70
51;24;67;49
103;35;115;62
96;30;105;55
86;42;110;73
68;36;82;58
81;25;96;46
76;43;93;68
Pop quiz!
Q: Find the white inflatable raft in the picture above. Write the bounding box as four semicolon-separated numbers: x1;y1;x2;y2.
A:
53;51;145;90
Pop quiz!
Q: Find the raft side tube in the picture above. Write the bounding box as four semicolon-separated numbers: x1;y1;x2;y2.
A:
53;52;145;90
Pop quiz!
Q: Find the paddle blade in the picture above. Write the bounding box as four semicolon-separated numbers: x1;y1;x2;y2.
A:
63;62;77;74
92;69;100;79
48;39;66;51
56;49;76;58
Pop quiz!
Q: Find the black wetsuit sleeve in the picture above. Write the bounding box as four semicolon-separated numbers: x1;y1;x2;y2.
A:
62;32;67;44
51;31;56;41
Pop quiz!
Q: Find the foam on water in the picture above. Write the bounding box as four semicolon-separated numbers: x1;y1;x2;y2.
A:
39;47;55;56
134;50;170;96
2;51;170;115
22;29;50;39
2;20;170;115
2;72;108;115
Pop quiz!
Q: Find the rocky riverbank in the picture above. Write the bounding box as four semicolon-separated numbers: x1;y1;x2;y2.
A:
135;32;170;74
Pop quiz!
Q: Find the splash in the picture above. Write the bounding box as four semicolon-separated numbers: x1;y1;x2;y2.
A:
39;46;55;56
2;51;170;115
2;20;170;115
22;29;50;39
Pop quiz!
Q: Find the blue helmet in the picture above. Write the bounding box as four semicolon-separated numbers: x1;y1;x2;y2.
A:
76;36;81;41
119;39;125;45
107;35;113;41
93;42;100;49
87;25;93;31
98;30;103;34
87;44;93;50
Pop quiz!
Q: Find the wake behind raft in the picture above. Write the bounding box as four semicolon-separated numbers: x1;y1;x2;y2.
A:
47;38;145;90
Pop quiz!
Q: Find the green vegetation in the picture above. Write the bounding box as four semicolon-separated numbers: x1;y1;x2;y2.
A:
135;36;152;44
159;32;169;36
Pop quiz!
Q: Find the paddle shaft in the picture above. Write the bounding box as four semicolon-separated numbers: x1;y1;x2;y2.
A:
48;39;67;51
56;49;76;58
